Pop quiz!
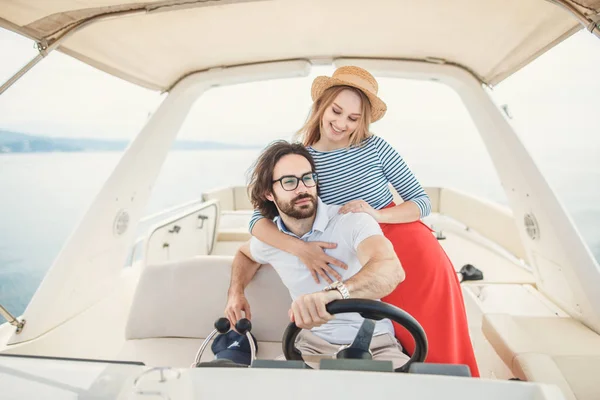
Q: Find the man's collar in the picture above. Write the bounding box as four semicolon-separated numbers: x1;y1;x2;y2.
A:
275;197;330;238
312;197;329;233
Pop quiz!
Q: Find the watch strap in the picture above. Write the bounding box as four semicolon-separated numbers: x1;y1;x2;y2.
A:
325;281;350;299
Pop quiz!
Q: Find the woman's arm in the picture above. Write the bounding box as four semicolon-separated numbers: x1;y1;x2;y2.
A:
250;217;348;283
339;198;421;223
374;200;422;223
376;137;431;222
340;137;431;224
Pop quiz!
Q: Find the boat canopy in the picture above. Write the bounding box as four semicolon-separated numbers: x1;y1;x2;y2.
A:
1;0;599;91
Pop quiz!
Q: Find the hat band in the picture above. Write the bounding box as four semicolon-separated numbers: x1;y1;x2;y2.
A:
334;74;377;95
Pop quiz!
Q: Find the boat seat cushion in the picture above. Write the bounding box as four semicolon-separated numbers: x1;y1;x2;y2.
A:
125;255;292;342
212;240;248;256
218;210;253;231
217;230;251;242
482;313;600;400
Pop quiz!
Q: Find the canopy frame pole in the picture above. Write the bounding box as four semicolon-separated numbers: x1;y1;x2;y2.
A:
0;304;25;334
0;9;147;97
0;1;264;96
0;40;50;96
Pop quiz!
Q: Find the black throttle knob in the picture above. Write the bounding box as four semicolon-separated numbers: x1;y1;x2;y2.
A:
214;317;231;333
235;318;252;335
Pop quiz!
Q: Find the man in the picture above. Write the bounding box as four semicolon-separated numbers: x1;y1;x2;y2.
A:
225;140;408;368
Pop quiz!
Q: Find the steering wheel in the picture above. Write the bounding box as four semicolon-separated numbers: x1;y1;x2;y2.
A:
282;299;427;372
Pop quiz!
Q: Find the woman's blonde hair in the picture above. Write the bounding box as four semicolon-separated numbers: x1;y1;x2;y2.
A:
295;86;372;148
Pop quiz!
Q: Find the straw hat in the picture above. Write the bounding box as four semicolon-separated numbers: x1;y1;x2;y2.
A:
311;66;387;122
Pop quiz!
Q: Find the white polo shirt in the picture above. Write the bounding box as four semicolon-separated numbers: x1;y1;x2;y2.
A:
249;198;395;345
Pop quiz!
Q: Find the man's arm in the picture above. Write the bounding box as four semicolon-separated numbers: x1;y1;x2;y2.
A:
228;241;261;294
344;235;405;299
289;234;404;330
225;241;262;325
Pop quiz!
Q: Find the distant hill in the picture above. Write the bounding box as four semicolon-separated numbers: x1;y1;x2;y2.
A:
0;130;261;153
0;131;82;153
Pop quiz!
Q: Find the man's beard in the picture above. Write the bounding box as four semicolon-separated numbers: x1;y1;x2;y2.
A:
274;193;317;219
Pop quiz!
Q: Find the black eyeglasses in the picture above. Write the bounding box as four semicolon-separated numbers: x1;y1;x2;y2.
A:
272;172;318;191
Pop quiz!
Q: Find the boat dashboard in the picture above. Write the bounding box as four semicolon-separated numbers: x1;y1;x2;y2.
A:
0;353;566;400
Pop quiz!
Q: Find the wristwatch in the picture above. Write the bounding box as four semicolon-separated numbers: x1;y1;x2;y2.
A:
324;281;350;299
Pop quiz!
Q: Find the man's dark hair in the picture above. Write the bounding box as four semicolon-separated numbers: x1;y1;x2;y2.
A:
248;140;318;220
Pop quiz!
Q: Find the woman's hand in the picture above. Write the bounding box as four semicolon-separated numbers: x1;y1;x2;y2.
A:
294;241;348;284
338;200;380;221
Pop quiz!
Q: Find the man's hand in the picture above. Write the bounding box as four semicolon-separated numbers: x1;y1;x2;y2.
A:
289;290;342;329
225;290;252;327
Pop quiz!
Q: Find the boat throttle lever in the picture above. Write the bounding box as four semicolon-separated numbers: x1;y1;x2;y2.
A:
191;317;231;367
235;318;256;365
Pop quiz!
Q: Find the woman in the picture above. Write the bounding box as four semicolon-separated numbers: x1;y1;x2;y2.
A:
248;66;480;376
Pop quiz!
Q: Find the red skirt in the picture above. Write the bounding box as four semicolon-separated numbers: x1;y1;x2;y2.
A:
379;203;480;377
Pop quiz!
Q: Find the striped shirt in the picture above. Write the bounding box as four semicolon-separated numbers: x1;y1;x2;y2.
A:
249;135;431;231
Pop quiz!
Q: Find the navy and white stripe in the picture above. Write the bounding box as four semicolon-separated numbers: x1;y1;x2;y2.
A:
249;135;431;231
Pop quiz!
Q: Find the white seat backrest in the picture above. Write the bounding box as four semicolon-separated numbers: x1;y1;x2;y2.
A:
233;186;253;210
202;187;235;211
202;186;253;211
126;255;291;342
